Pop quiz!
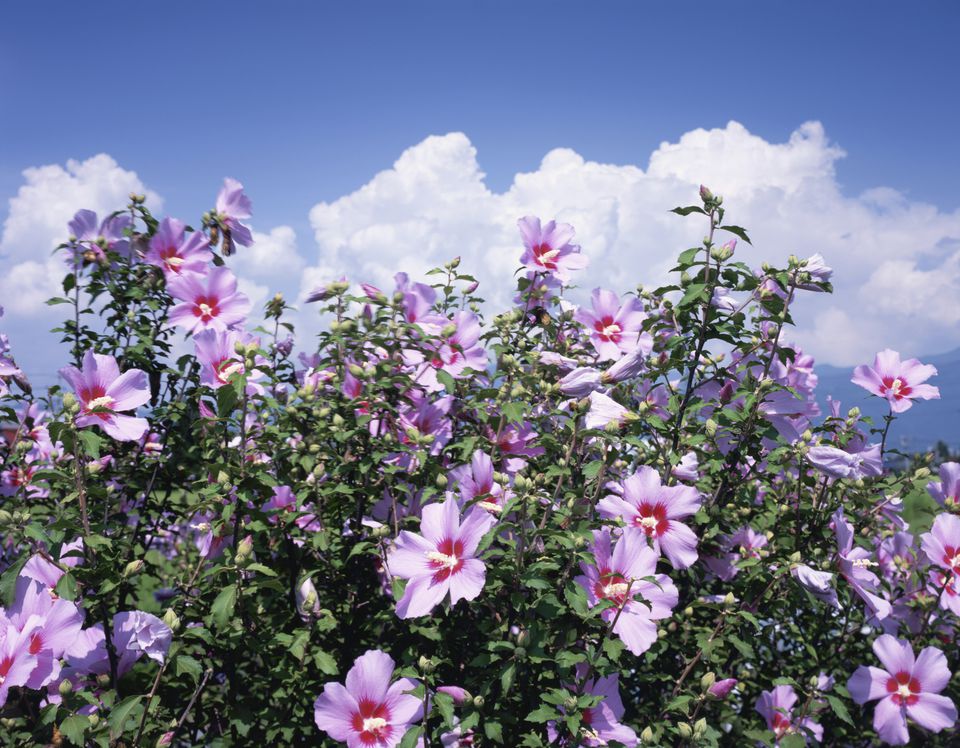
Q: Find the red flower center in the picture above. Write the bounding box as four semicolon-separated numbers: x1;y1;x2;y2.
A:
880;376;912;400
633;502;669;537
427;537;465;582
533;242;559;270
193;295;221;322
351;699;392;744
886;671;921;706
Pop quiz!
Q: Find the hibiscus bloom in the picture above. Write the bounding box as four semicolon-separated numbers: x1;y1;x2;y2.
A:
386;496;496;618
574;528;677;656
314;650;422;748
927;462;960;507
806;443;883;480
848;635;957;745
167;267;251;333
851;349;939;413
756;685;823;744
833;509;891;620
517;216;588;283
59;352;150;442
67;209;132;263
597;467;701;569
547;666;639;747
214;178;254;253
574;288;650;361
144;217;212;277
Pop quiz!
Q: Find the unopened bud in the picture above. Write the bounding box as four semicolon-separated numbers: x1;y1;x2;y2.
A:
640;726;655;744
435;473;448;489
700;672;716;691
472;695;485;708
348;364;366;379
693;718;707;737
162;608;181;633
234;535;253;564
723;592;736;608
59;679;73;695
155;733;174;747
705;419;718;437
677;722;693;739
418;655;435;674
123;560;144;577
62;392;78;413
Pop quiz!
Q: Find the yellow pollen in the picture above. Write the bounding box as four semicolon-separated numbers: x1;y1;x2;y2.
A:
478;500;502;514
199;303;213;316
539;248;560;264
639;516;658;529
87;395;114;411
897;683;913;698
166;256;185;267
890;378;904;395
426;551;458;569
601;323;622;337
362;717;388;733
851;558;877;568
220;362;244;379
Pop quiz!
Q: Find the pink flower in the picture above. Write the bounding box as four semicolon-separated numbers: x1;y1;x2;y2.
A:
144;217;212;277
806;443;883;480
848;635;957;745
708;678;738;700
453;451;511;515
386;496;496;618
193;328;264;394
851;349;939;413
584;391;632;431
756;685;822;743
927;462;960;507
67;209;132;262
167;267;251;333
215;178;253;251
314;649;422;748
833;509;891;620
920;512;960;577
0;616;41;707
547;666;639;746
574;528;678;656
574;288;651;361
598;467;701;569
517;216;588;283
59;352;150;442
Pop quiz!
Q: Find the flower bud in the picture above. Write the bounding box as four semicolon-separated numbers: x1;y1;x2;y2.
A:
348;364;366;379
700;672;716;691
155;733;174;748
162;608;181;633
418;655;435;674
234;535;253;565
59;679;73;695
847;406;860;419
62;392;78;413
914;467;931;480
435;473;448;489
473;695;485;708
640;726;655;744
699;185;714;202
677;722;693;739
88;714;99;727
723;592;736;608
707;678;738;700
123;560;144;578
693;718;707;737
705;419;718;437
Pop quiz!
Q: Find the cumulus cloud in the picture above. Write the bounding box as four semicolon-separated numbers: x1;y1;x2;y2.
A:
0;154;162;316
302;123;960;365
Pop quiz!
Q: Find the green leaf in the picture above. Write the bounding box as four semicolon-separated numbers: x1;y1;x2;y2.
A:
58;714;89;745
526;705;558;723
314;650;339;675
109;695;144;740
484;721;504;744
825;694;855;727
245;563;278;577
500;662;516;694
671;205;707;216
719;224;752;244
211;584;238;629
76;429;102;458
175;655;204;682
436;369;456;393
398;726;424;748
434;691;455;727
501;401;525;424
678;283;708;308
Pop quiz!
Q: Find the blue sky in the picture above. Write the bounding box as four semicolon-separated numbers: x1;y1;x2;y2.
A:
2;1;958;235
2;1;960;384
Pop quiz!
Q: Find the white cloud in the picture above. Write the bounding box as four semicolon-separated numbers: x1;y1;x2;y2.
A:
0;154;162;316
302;123;960;366
230;225;303;280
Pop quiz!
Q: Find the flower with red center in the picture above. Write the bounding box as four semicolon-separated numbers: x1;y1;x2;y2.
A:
921;513;960;582
928;462;960;507
193;328;265;395
755;685;822;744
597;467;701;569
59;351;150;442
144;217;212;277
574;288;651;361
851;349;939;413
314;649;422;748
848;635;957;745
546;666;638;746
574;528;678;656
386;496;496;619
517;216;588;283
213;178;254;254
0;617;41;708
167;267;251;334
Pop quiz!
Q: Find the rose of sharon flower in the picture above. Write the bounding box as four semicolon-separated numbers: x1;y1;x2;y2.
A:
215;177;254;251
598;466;701;569
547;666;638;747
574;288;650;361
59;352;150;442
517;216;588;283
920;513;960;579
167;267;251;334
574;528;678;656
851;349;939;413
848;635;957;745
806;443;883;480
927;462;960;507
314;649;422;748
387;496;496;618
144;217;212;277
756;685;823;743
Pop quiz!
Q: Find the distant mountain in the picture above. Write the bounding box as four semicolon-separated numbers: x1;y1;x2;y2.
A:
814;348;960;454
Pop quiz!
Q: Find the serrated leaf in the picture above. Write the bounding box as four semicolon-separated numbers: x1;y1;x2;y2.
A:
109;695;143;739
719;224;752;244
211;584;237;629
671;205;707;216
825;694;855;726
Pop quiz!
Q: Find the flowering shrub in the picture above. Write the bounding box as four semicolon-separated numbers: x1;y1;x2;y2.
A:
0;180;956;747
